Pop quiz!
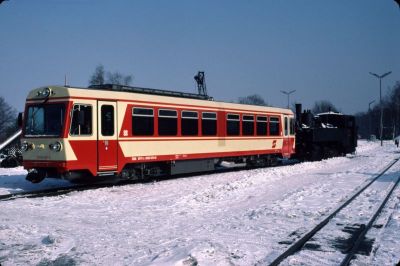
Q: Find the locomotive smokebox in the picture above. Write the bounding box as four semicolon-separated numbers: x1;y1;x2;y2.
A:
295;103;302;125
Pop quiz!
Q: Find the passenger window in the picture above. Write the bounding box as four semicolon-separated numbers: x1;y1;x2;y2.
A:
256;116;268;136
284;117;288;136
269;116;280;136
101;105;114;136
132;108;154;136
290;118;295;135
202;112;217;136
242;115;254;136
227;114;240;136
181;111;198;136
70;104;92;135
158;109;177;136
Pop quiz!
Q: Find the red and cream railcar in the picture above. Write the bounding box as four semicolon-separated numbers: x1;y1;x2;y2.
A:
21;85;295;182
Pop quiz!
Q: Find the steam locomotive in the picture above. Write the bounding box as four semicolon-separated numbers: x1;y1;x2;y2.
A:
294;104;357;161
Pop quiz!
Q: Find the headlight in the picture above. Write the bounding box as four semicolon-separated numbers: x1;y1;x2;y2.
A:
21;142;35;151
43;87;51;97
49;141;62;152
21;142;29;151
36;87;52;98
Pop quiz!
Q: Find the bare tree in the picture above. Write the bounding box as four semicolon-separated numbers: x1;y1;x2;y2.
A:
89;64;105;86
123;75;133;86
107;71;123;85
89;64;133;86
312;100;339;114
355;81;400;139
107;71;133;86
0;96;17;142
238;94;267;106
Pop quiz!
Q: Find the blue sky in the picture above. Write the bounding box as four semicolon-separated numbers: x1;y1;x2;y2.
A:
0;0;399;114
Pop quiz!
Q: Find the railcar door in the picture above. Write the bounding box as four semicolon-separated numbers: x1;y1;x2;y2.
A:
283;115;290;157
97;101;118;173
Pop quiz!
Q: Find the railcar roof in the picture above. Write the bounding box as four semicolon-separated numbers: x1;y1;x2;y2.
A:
26;85;294;115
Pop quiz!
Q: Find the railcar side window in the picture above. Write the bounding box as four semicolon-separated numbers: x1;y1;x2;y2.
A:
132;108;154;136
202;112;217;136
158;109;177;136
242;115;254;136
70;104;92;136
101;105;114;136
227;114;240;136
284;117;288;136
290;118;295;135
181;111;198;136
256;116;268;136
269;116;280;136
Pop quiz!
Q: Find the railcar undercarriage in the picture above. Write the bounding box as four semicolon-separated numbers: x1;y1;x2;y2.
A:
117;154;282;181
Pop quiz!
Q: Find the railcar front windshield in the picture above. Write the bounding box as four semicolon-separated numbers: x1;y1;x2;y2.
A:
25;104;66;137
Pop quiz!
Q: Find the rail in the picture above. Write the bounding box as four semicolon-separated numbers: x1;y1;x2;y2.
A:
263;157;400;266
0;161;286;202
0;179;133;202
340;175;400;265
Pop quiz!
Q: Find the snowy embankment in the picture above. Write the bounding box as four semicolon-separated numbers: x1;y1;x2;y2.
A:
0;140;399;265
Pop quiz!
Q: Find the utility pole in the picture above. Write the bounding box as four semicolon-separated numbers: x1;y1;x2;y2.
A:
368;100;375;139
369;71;392;146
280;90;296;109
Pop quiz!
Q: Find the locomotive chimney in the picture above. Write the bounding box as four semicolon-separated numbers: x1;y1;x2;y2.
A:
295;103;302;125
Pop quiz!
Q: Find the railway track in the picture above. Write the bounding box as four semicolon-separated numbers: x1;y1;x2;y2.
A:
0;159;283;202
261;157;400;266
0;181;128;202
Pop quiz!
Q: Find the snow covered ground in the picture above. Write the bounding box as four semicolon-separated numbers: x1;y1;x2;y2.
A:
0;140;399;265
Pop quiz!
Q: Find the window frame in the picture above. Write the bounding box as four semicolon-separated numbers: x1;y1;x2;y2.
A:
242;114;255;136
101;104;115;137
256;115;268;136
181;110;199;136
201;112;217;136
158;109;178;118
69;103;93;136
24;103;67;138
284;116;288;136
290;117;295;135
226;113;240;136
132;107;154;136
269;116;280;136
132;107;154;117
182;110;198;119
158;108;178;136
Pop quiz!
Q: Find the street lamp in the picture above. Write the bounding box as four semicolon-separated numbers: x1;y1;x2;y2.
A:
368;100;375;138
369;71;392;146
280;90;296;109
